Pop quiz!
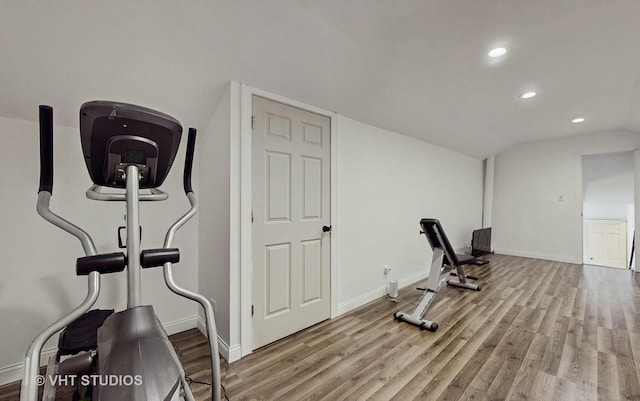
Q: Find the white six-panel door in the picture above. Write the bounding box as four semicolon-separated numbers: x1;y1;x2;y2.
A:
586;219;627;269
251;96;331;349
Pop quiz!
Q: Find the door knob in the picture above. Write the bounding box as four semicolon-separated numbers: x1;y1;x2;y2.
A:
322;225;332;233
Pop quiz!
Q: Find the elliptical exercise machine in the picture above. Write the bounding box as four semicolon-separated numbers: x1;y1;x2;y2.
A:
21;101;221;401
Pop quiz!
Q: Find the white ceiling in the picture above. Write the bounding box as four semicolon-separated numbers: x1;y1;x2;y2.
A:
2;0;639;159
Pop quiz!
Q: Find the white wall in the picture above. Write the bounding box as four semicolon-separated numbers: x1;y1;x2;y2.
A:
483;156;495;228
492;130;640;263
0;115;200;383
198;85;232;348
583;151;634;206
335;116;483;312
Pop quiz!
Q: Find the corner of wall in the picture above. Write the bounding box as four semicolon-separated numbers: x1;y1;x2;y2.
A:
197;82;233;345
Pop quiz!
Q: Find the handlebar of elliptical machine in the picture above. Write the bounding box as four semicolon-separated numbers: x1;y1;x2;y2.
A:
39;105;54;194
162;126;222;401
183;128;196;195
22;106;101;401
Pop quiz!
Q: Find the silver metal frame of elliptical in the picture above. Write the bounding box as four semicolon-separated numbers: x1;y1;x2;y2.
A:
21;169;221;401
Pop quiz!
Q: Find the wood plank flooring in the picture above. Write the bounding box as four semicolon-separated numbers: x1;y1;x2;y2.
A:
3;254;640;400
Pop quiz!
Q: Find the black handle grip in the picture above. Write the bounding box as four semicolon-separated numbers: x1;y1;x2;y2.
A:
183;128;196;194
141;248;180;268
76;252;127;276
38;105;54;193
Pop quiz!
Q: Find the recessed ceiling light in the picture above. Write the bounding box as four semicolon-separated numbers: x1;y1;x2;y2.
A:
488;47;507;58
571;117;585;123
520;91;537;99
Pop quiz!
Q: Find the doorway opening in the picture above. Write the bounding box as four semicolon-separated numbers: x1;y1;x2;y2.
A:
582;151;634;269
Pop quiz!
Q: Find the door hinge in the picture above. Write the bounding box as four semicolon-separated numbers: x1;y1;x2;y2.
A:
251;305;254;317
252;210;254;223
251;116;255;130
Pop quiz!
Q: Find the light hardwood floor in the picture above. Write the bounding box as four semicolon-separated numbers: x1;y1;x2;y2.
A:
3;254;640;400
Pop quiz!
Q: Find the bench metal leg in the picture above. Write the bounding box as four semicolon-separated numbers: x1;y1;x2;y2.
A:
393;248;447;331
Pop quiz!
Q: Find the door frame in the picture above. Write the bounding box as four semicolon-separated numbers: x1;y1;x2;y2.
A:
238;83;338;358
575;146;640;270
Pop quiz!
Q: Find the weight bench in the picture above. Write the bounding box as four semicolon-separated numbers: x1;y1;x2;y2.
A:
393;218;481;331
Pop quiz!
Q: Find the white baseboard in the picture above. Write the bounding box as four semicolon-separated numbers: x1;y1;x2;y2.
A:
164;315;200;336
336;270;428;317
195;315;241;363
336;286;385;316
494;248;581;264
0;347;58;387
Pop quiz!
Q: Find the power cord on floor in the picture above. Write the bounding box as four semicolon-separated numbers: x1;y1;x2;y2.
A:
185;376;230;401
384;294;399;302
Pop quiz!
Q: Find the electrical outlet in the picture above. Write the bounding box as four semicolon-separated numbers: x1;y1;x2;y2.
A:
384;265;392;275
